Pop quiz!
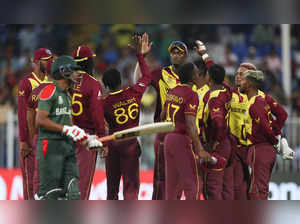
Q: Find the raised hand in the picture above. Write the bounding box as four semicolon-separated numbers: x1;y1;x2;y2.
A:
194;40;207;56
128;34;142;54
141;33;153;57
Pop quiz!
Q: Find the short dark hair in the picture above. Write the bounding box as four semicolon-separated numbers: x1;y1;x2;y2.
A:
178;63;195;84
208;64;225;85
193;58;207;76
102;68;122;90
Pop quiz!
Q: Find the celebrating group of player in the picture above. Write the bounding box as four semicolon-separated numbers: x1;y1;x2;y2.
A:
17;32;295;200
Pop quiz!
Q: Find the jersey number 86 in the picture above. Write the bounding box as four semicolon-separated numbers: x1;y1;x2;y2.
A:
114;103;139;124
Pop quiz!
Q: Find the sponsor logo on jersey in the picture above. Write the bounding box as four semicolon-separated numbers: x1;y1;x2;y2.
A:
19;90;25;96
32;95;38;101
55;107;71;116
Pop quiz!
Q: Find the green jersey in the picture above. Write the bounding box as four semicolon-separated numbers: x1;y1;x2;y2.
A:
37;82;72;140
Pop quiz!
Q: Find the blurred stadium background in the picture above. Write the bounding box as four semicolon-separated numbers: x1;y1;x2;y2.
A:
0;24;300;199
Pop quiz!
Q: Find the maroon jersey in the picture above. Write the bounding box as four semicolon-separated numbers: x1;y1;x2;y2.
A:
69;72;105;137
163;85;199;135
247;96;278;145
151;66;180;122
18;72;49;142
103;53;152;134
27;83;50;110
203;86;232;144
264;93;288;135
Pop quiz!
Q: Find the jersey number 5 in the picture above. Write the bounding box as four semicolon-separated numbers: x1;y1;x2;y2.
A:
114;103;139;125
165;103;180;125
72;93;83;116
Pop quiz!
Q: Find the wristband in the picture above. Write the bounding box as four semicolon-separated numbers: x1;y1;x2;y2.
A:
202;53;209;61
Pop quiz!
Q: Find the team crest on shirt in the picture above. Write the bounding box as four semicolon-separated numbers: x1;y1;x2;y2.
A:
213;107;220;112
264;105;270;111
138;82;145;87
58;96;64;104
19;90;24;96
189;104;196;110
255;117;260;123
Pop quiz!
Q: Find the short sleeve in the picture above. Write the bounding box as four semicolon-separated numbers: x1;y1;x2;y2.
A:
184;91;199;116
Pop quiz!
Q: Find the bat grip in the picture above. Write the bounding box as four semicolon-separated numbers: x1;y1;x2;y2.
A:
200;156;217;164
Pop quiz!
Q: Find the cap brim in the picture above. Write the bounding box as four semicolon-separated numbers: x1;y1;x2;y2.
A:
74;57;88;62
40;55;53;60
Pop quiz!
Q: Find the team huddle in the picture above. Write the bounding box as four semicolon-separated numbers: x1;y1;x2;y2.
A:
17;33;295;200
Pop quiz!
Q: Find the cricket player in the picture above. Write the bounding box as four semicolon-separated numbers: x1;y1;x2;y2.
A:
72;45;107;200
27;57;55;194
201;64;232;200
102;34;152;200
191;55;210;145
239;70;278;200
195;41;291;199
18;48;53;199
150;41;188;200
161;62;212;200
34;55;103;200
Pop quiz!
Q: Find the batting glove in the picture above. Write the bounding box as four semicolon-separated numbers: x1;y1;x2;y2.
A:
86;135;103;150
195;40;206;51
195;40;209;60
280;137;295;160
274;135;281;154
62;125;87;142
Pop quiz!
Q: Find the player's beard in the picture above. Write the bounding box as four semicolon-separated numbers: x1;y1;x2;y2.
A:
40;63;46;74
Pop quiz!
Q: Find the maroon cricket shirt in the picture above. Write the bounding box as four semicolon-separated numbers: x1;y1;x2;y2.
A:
163;84;199;136
103;53;152;134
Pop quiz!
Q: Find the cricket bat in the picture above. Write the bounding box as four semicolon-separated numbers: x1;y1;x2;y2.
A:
98;122;174;142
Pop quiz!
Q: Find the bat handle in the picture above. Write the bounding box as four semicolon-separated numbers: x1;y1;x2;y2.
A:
200;156;217;164
98;135;115;142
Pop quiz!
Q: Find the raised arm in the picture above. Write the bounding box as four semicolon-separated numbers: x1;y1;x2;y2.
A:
130;33;153;93
132;33;153;84
194;40;215;69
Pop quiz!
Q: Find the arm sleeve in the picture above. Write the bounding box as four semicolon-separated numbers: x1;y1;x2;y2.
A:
184;92;199;116
265;94;288;135
132;53;152;94
150;68;162;91
208;97;226;142
249;100;278;145
204;58;215;69
18;79;30;142
89;81;106;139
37;93;54;112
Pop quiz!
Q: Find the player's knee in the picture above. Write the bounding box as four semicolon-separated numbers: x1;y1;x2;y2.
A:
66;178;81;200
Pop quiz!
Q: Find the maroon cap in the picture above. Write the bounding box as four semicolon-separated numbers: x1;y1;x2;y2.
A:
34;48;53;61
73;45;96;62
